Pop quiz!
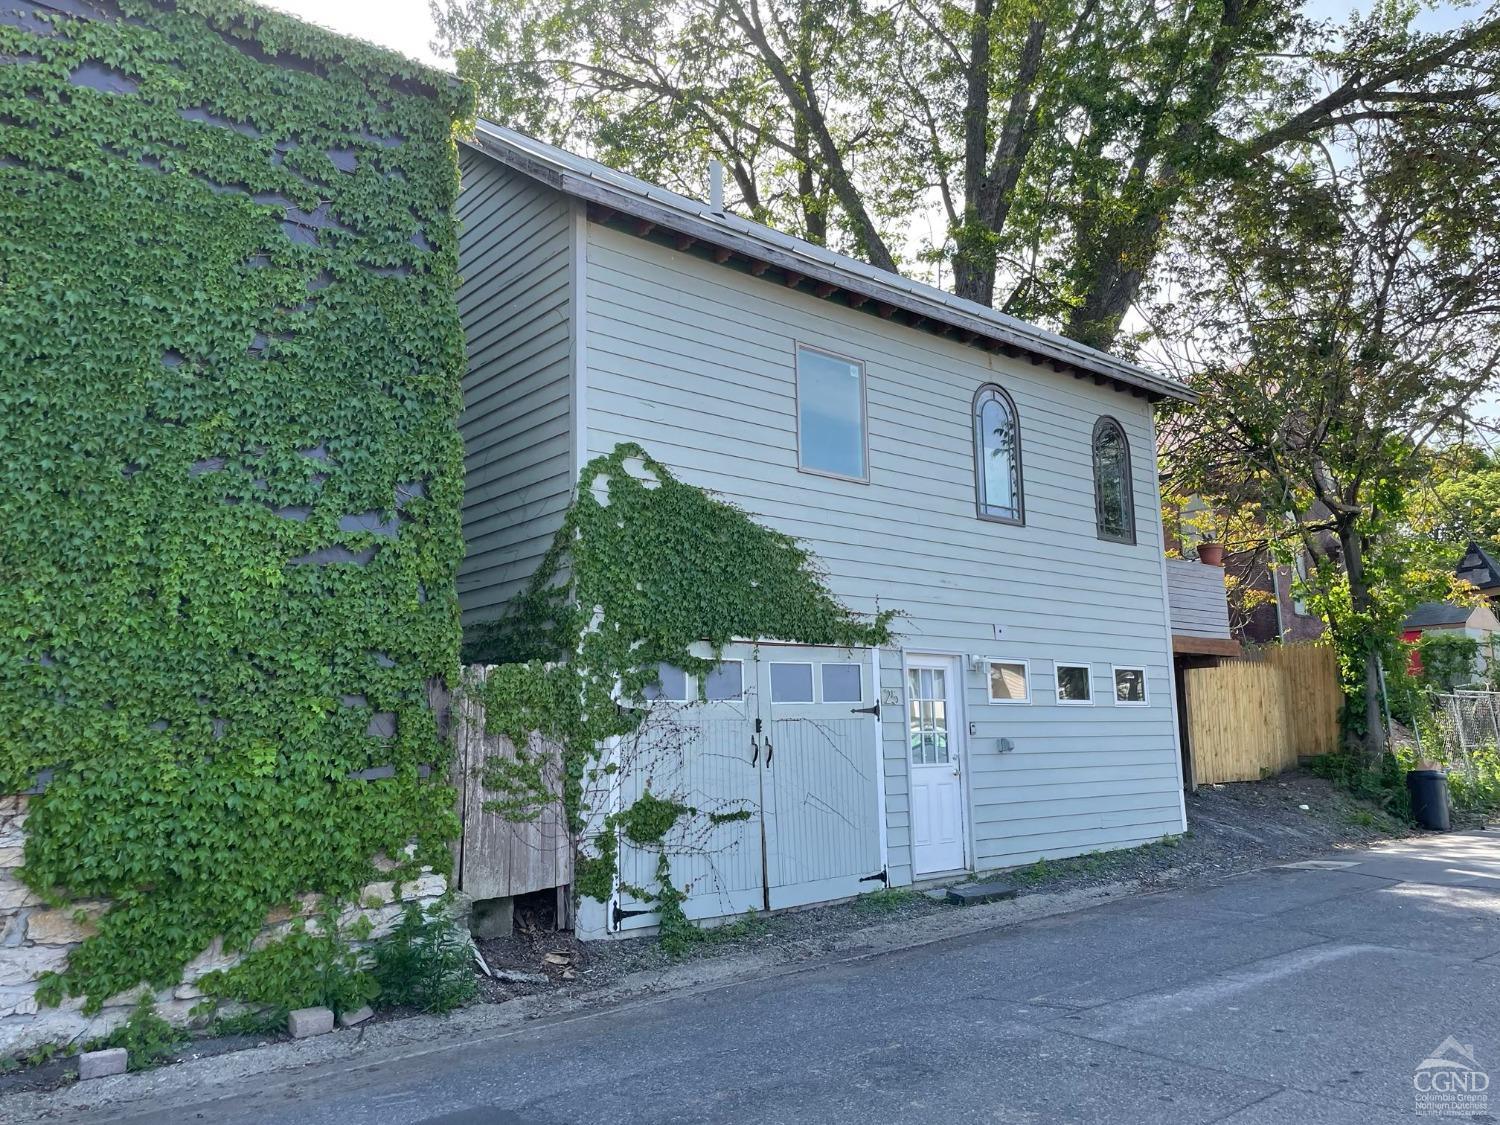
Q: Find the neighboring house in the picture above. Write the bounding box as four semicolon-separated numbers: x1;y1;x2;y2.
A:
1456;541;1500;602
1402;600;1500;681
1232;545;1327;646
455;123;1198;938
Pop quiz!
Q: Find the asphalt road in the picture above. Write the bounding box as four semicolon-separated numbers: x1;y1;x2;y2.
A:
93;832;1500;1125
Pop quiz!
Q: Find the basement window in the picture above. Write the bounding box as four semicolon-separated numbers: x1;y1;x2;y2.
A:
1055;664;1093;705
1113;667;1148;706
987;660;1030;704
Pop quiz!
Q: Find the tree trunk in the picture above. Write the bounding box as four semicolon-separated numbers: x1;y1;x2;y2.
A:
1338;519;1388;759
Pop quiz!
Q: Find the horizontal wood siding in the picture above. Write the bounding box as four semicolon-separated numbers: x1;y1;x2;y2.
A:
1166;559;1232;640
456;153;574;626
583;224;1185;879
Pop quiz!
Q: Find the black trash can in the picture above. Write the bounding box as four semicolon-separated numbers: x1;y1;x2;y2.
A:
1406;769;1451;831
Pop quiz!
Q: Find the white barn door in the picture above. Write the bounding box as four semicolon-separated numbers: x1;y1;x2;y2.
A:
759;646;883;910
608;643;883;933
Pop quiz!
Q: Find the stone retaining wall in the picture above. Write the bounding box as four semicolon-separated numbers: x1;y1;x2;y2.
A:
0;796;447;1057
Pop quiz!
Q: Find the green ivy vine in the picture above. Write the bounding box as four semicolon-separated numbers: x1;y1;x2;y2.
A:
0;0;472;1011
467;444;896;903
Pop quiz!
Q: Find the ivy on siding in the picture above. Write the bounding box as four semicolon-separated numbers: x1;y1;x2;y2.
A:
0;0;472;1010
468;444;896;899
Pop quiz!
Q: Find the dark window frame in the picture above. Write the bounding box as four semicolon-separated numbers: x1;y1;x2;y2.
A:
1092;416;1136;545
973;384;1024;525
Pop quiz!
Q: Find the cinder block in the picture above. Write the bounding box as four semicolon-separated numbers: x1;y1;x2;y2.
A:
338;1005;373;1028
78;1047;128;1080
469;896;513;939
287;1006;334;1039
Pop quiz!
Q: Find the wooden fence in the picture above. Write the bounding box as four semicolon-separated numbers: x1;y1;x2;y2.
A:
1183;643;1341;785
450;666;573;903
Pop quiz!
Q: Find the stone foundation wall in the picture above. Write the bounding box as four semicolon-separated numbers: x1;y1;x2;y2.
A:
0;796;447;1057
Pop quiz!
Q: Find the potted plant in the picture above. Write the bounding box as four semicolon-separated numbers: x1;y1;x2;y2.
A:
1196;541;1225;566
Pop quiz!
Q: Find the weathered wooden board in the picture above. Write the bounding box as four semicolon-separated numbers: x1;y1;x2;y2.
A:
453;666;573;900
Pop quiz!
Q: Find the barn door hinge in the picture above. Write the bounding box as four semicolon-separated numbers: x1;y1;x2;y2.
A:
860;869;888;886
850;703;880;719
612;902;654;930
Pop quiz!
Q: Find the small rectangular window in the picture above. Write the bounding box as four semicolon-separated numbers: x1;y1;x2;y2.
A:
642;663;688;702
987;661;1030;704
821;663;862;703
1056;664;1093;705
1113;667;1147;706
703;660;744;701
796;345;867;481
770;662;815;703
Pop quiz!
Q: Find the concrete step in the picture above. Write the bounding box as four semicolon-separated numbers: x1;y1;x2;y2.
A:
946;880;1019;906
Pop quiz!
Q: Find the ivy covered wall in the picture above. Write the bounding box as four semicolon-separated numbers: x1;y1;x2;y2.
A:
0;0;471;1011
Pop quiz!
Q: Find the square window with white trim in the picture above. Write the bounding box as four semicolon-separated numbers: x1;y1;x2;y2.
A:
795;345;868;481
987;660;1030;704
769;662;815;703
704;660;744;701
642;663;689;702
821;662;863;703
1113;667;1147;705
1055;664;1093;705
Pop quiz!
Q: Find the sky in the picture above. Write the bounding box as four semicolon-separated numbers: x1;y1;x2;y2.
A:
264;0;1476;76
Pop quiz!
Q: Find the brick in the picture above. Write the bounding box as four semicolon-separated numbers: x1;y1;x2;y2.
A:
0;910;26;948
26;903;105;945
288;1006;333;1038
0;986;39;1018
0;812;28;849
0;944;69;986
0;874;39;910
337;1005;372;1028
78;1047;128;1080
401;873;446;900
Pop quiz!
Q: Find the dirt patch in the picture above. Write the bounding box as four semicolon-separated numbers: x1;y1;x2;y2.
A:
467;769;1430;999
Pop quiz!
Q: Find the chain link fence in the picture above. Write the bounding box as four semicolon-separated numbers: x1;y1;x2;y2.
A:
1431;692;1500;806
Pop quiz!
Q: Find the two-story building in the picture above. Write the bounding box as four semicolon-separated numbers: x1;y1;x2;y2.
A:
455;123;1200;937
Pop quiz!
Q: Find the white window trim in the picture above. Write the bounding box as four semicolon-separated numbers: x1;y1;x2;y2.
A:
702;657;746;702
820;661;864;704
794;342;870;484
985;659;1031;704
1111;665;1149;707
641;662;691;705
769;660;817;704
1054;662;1094;706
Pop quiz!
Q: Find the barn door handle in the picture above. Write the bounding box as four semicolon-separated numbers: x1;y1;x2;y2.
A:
765;739;774;767
750;735;759;765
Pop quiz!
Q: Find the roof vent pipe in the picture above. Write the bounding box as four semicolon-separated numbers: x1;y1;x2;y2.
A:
708;158;724;213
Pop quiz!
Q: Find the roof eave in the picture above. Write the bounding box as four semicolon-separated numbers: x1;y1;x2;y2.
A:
462;131;1198;405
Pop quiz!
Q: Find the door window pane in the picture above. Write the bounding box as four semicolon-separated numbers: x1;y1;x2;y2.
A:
907;667;951;766
1114;667;1147;704
642;663;688;701
987;661;1029;703
1056;664;1092;703
769;662;815;703
821;662;862;703
704;660;744;701
796;346;867;480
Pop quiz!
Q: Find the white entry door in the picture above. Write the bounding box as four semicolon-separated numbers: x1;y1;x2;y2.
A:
907;657;967;875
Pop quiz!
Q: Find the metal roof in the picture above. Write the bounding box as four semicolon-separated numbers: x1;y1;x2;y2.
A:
1457;540;1500;590
1404;602;1473;629
463;122;1197;404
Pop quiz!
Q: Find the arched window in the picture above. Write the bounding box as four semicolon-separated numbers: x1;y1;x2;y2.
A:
1092;416;1135;544
973;385;1023;524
